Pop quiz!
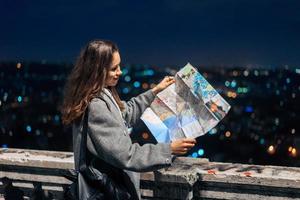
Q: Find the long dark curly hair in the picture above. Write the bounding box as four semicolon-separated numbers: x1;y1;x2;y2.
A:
61;40;124;125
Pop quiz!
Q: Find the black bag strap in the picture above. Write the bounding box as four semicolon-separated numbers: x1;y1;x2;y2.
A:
61;109;89;182
76;107;132;200
78;108;89;173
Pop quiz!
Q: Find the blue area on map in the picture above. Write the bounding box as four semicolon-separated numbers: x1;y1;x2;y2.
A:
155;130;171;143
193;73;217;100
162;115;177;128
143;119;170;143
178;114;197;127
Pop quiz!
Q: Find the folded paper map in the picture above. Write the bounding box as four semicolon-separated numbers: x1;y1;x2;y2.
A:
141;63;231;143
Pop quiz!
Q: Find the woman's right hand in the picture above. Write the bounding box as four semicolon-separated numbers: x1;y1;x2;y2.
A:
170;138;196;155
152;76;175;95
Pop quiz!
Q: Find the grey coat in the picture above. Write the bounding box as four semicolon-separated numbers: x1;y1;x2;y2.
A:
72;89;173;199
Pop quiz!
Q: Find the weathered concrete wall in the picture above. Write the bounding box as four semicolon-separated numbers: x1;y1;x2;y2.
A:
1;148;300;200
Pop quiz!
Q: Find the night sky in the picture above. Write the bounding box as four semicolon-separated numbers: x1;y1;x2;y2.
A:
1;0;300;67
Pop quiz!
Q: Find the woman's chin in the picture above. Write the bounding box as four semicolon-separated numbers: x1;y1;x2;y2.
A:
109;82;118;87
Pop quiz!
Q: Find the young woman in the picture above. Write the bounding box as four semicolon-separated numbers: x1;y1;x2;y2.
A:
61;40;196;200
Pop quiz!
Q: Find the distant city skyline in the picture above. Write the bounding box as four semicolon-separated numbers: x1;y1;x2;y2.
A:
1;0;300;67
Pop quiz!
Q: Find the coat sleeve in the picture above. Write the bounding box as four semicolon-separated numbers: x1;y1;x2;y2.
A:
87;97;173;172
122;89;155;127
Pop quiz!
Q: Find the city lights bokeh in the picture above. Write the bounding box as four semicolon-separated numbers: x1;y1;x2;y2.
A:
0;61;299;167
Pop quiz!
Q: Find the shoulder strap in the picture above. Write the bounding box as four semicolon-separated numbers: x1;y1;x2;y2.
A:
78;108;89;172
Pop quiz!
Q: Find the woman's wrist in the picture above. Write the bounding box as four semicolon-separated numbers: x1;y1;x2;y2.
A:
151;87;159;95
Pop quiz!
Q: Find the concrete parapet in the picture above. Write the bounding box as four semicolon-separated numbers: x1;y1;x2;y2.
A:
0;148;300;199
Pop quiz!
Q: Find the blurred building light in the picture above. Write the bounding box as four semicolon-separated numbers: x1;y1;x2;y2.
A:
243;70;249;76
255;135;259;141
9;131;13;136
143;69;154;76
35;129;41;136
230;80;237;88
133;81;141;88
237;87;248;94
267;145;275;154
124;75;131;82
227;91;237;98
225;131;231;137
275;118;279;126
264;70;269;76
280;101;284;107
16;62;22;69
142;83;149;89
26;125;32;133
254;70;259;76
3;92;8;102
225;81;230;87
122;68;129;75
292;93;296;98
122;87;129;94
192;152;198;158
286;78;291;84
245;106;253;113
142;132;149;140
291;128;296;134
232;71;238;76
198;149;205;156
54;115;60;122
209;128;217;135
42;116;47;123
295;68;300;74
291;148;297;157
17;96;22;103
259;138;265;145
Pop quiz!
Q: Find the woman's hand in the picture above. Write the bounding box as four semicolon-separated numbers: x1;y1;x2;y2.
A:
170;138;196;155
152;76;175;95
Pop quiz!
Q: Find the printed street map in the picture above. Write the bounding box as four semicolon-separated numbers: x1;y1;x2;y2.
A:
141;63;231;143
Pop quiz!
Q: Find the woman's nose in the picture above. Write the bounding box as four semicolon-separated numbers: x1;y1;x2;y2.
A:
117;68;122;76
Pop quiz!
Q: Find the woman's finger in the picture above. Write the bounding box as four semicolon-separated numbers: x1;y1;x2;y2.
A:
183;138;197;143
182;143;195;148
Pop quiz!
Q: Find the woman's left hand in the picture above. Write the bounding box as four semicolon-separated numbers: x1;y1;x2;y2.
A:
152;76;175;95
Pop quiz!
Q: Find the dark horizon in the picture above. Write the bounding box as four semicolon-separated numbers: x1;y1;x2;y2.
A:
1;0;300;66
0;60;298;70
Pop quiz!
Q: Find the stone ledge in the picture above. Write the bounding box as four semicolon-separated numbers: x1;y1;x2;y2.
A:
1;148;300;199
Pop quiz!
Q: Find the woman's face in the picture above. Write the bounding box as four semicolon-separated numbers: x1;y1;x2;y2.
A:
105;51;122;87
